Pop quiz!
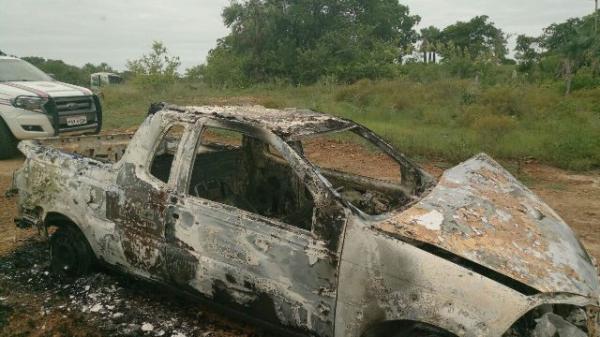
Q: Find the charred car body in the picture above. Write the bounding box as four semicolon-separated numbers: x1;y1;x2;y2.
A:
8;104;600;336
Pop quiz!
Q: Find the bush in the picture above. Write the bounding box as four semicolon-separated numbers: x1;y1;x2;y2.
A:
126;41;181;90
203;44;250;88
101;77;600;171
478;86;528;116
570;67;600;91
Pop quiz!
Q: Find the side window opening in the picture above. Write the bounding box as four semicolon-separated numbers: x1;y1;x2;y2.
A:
150;124;185;183
91;75;101;87
298;129;409;216
188;126;314;230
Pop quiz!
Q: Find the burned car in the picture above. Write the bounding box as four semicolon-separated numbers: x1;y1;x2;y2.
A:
8;104;600;337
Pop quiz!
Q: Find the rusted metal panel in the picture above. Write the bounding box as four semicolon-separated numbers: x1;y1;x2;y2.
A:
374;153;600;297
10;105;600;337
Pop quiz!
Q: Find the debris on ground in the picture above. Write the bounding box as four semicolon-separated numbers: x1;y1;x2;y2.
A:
0;238;267;337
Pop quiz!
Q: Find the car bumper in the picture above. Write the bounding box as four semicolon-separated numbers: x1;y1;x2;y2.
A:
1;104;100;140
1;106;56;139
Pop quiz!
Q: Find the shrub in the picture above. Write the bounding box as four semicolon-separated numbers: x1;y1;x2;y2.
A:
126;41;181;90
478;86;528;116
101;77;600;171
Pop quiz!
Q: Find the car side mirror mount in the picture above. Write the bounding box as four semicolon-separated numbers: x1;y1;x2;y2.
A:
313;199;347;253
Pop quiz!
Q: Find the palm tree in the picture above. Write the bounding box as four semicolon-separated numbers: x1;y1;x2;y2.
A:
420;26;441;64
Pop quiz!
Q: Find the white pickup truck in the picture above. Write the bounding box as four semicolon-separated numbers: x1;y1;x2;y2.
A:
0;56;102;159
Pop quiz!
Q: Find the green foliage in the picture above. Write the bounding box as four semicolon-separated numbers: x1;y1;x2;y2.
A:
203;43;251;88
437;16;508;62
184;64;206;81
515;35;541;73
204;0;420;86
82;62;115;74
515;12;600;94
126;41;181;89
100;77;600;171
571;66;600;90
22;57;89;86
18;57;117;87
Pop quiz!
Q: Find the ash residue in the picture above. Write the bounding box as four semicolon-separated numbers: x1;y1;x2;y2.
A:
0;239;267;337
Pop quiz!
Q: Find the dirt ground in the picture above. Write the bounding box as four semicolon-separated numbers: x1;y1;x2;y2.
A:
0;145;599;337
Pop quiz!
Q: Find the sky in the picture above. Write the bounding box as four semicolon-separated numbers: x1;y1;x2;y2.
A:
0;0;595;71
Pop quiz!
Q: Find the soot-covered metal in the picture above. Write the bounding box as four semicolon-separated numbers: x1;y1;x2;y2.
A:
9;104;600;337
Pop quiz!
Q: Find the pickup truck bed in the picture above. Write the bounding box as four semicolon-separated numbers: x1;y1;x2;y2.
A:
24;132;134;163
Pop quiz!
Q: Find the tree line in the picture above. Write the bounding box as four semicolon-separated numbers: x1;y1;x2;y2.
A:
515;13;600;94
4;1;599;94
23;57;119;87
198;0;598;93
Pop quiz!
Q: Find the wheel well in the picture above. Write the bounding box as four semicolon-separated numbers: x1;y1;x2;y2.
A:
44;212;79;230
44;212;97;257
361;320;458;337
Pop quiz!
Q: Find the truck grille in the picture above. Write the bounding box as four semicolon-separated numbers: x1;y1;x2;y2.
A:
52;96;98;131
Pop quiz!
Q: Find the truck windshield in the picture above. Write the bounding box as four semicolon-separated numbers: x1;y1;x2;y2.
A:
0;59;53;82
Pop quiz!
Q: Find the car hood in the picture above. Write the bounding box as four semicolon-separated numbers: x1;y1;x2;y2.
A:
374;153;600;297
0;81;91;98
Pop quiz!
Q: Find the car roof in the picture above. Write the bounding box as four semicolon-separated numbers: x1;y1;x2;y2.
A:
161;104;355;140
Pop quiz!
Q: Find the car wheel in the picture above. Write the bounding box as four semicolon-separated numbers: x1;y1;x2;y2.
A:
50;225;95;278
0;118;18;160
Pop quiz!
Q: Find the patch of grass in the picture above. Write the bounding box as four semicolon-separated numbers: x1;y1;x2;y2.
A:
99;79;600;171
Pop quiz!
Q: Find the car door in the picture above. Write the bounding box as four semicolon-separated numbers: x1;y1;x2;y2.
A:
163;119;346;337
107;122;190;280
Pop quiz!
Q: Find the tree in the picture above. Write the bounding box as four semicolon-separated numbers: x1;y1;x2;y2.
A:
540;15;598;94
82;62;115;74
438;16;508;62
126;41;181;89
22;57;89;86
184;64;206;81
0;50;6;56
514;35;541;73
205;0;420;86
420;26;441;63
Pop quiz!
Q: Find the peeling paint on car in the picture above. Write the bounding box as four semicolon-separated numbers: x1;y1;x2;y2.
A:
10;104;600;337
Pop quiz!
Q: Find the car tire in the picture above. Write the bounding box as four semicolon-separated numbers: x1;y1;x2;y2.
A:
0;118;18;160
50;225;95;278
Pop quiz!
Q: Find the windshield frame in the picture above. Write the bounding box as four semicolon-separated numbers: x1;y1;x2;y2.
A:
288;124;435;220
0;59;53;82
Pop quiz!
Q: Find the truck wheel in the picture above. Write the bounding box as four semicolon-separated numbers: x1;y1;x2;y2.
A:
0;118;18;160
50;225;95;278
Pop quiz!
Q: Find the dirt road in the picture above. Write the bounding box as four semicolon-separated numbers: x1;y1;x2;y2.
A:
0;153;598;337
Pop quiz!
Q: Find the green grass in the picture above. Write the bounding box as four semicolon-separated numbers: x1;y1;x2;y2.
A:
100;79;600;171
